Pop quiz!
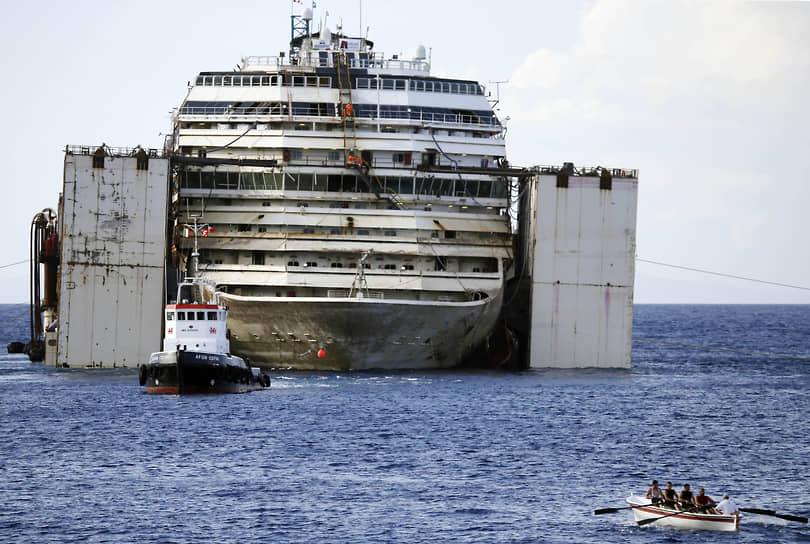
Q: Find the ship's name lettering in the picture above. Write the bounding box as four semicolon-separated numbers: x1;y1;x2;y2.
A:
194;354;219;362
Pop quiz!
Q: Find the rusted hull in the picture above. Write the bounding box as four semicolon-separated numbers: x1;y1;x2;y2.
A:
220;291;504;370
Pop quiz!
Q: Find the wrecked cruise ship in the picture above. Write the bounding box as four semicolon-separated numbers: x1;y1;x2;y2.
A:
168;8;519;369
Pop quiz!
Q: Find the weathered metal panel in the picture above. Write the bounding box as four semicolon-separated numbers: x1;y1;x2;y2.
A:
528;174;638;368
56;152;169;367
197;210;511;233
195;237;510;258
530;283;634;367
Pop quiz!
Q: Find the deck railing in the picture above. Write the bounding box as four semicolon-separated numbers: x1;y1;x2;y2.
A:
535;164;639;179
178;108;501;129
242;53;430;74
65;145;164;158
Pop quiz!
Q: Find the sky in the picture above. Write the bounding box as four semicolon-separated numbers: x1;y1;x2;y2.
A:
1;0;809;303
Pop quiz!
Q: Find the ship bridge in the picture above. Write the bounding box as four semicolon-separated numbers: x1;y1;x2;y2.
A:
241;52;430;77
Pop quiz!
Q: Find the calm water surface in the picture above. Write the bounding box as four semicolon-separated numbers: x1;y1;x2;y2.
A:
1;304;809;543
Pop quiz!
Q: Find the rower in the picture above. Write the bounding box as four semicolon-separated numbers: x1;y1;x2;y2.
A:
645;480;664;505
695;488;718;514
679;483;695;510
662;481;680;510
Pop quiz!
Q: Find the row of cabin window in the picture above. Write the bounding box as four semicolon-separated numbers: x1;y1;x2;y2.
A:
195;75;330;88
179;172;508;198
356;78;484;95
251;254;418;271
193;74;484;96
251;256;491;273
199;249;498;272
188;148;491;170
355;104;496;125
179;102;497;126
226;225;396;236
207;226;464;240
166;311;219;321
288;228;398;236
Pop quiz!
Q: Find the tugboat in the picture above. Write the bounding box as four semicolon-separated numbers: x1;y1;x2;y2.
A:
139;219;270;394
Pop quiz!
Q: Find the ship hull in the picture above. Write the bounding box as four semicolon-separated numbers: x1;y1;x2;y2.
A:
221;290;504;370
140;349;270;394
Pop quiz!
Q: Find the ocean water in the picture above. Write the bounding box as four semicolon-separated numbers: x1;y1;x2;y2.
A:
1;304;808;543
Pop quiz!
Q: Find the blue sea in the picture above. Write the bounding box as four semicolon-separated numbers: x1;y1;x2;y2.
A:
1;304;808;543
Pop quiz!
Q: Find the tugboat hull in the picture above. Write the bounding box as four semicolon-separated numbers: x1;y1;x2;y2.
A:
140;350;270;394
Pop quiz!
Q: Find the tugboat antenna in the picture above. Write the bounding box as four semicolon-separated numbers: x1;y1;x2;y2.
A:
183;215;212;281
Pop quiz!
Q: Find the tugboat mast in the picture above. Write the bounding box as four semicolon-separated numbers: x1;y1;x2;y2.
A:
183;216;212;280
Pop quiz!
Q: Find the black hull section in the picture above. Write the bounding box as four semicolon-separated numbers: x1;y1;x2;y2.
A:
140;350;270;394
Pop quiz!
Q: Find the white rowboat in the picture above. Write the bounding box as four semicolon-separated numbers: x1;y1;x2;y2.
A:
626;494;740;531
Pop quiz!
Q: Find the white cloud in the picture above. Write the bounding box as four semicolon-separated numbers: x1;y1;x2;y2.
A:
502;0;810;302
506;0;810;124
515;96;624;123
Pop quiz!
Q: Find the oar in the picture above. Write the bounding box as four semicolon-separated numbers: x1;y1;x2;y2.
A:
637;506;696;526
594;505;637;515
740;507;774;515
740;507;808;524
595;500;670;515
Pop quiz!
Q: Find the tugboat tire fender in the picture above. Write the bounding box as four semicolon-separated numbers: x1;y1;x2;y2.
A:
138;365;147;386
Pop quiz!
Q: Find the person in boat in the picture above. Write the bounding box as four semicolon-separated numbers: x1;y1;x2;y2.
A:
662;481;680;510
694;487;718;514
679;483;696;510
715;494;739;515
645;480;665;505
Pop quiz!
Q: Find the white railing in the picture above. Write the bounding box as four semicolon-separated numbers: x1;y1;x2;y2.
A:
326;289;385;299
242;53;430;74
65;145;164;158
535;165;639;179
178;108;501;129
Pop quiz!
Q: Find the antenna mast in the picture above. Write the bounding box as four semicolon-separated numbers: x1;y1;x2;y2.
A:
290;2;312;58
183;216;212;280
487;80;509;109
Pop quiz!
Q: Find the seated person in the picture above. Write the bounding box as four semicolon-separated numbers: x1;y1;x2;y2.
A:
715;494;739;515
645;480;664;505
679;483;695;510
694;488;717;514
662;481;680;510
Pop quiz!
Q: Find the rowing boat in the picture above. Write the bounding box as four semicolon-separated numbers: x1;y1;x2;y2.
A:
626;495;740;531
